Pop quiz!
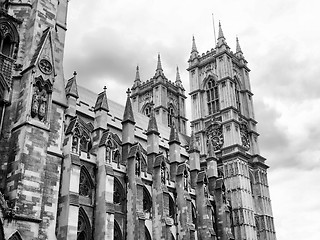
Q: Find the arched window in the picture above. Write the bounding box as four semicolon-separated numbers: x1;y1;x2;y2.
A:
113;178;125;212
144;104;152;117
249;171;255;196
143;187;152;218
135;153;141;176
79;166;94;203
206;79;219;115
145;226;152;240
191;203;197;227
168;105;174;127
1;36;12;57
77;207;92;240
235;80;241;112
113;149;120;167
114;220;122;240
169;195;175;219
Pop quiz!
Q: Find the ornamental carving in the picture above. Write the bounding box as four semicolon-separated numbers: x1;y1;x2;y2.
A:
31;76;52;122
240;121;250;150
38;59;53;75
206;118;224;153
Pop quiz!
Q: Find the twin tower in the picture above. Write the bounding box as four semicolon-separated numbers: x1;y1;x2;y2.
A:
0;1;276;240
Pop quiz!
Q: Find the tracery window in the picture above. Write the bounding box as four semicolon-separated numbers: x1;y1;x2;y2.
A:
143;187;152;216
206;79;219;115
114;220;122;240
77;207;92;240
169;195;175;219
113;178;125;212
168;105;174;127
79;167;93;199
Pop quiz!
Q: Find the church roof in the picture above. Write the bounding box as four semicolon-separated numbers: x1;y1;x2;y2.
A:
76;86;189;156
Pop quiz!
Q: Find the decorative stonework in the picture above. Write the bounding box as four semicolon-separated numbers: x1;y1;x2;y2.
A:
206;118;224;153
240;121;250;150
38;59;53;75
31;76;52;122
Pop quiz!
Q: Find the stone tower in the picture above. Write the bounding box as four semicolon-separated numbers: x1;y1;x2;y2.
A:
187;22;276;239
0;0;68;239
130;54;188;134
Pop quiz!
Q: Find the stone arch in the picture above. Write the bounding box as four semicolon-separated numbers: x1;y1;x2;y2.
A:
79;166;94;200
77;207;92;240
145;226;152;240
143;186;152;216
0;20;19;58
113;177;125;212
114;220;122;240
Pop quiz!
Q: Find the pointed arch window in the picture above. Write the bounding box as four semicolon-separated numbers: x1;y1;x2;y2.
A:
206;79;219;115
79;167;94;204
145;104;152;117
235;80;241;112
168;105;175;127
113;178;125;212
114;220;123;240
169;195;175;220
77;207;92;240
143;187;152;218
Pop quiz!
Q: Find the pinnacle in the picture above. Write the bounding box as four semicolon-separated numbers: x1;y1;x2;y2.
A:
236;37;242;53
94;86;109;112
146;103;159;136
218;21;225;40
156;53;163;71
134;65;140;82
175;66;181;83
191;35;198;53
122;88;135;124
188;131;199;153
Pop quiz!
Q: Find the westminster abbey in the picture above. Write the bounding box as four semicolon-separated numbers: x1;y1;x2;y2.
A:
0;0;276;239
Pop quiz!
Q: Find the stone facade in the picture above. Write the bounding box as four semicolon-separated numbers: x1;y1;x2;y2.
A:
0;1;276;240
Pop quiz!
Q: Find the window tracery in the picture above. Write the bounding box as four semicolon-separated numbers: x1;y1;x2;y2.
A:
168;105;175;127
77;208;92;240
206;79;219;115
79;167;93;199
143;187;152;215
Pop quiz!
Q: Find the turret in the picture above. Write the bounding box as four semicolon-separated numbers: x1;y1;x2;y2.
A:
216;21;230;52
132;65;141;89
190;35;199;60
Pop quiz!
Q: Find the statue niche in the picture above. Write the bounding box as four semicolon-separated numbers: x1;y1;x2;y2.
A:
31;76;52;122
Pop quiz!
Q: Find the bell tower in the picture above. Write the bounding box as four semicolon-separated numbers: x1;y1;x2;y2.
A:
188;22;276;240
131;54;188;134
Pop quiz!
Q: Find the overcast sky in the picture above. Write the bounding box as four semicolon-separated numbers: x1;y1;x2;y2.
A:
63;0;320;239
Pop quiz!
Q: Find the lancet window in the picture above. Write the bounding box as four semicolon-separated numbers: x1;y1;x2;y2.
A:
168;105;175;127
0;21;19;59
169;195;175;219
143;187;152;217
79;166;93;200
144;104;152;117
114;221;122;240
77;207;92;240
206;79;219;115
235;80;241;112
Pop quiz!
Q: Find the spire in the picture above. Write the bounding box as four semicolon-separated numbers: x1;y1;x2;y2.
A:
236;36;242;53
122;88;135;124
155;53;164;77
146;103;159;135
217;21;225;40
157;53;162;71
175;66;182;84
191;35;198;53
169;123;180;145
134;65;141;82
94;86;109;112
65;71;79;99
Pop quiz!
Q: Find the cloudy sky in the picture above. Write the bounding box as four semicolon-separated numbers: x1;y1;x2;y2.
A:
63;0;320;239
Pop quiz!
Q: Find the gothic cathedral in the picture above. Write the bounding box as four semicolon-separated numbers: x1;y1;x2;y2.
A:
0;1;276;240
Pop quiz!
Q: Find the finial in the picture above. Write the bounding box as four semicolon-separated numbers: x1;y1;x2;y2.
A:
73;71;77;76
103;86;107;92
176;66;182;83
126;88;131;97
